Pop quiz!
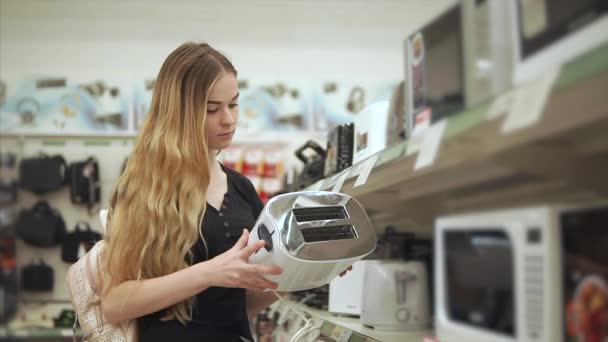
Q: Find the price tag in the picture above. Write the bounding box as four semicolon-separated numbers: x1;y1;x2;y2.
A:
354;154;379;187
60;329;73;337
414;120;447;170
329;325;353;342
405;133;424;156
330;325;345;339
322;172;341;191
332;170;351;192
335;328;353;342
487;92;514;120
15;330;28;337
502;66;560;133
308;180;322;191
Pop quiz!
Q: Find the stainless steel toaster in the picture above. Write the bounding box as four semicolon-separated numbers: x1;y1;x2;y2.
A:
248;191;377;292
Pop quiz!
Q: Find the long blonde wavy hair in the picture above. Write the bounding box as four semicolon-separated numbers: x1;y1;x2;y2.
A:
103;42;237;323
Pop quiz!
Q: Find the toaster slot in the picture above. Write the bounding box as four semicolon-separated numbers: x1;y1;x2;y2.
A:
292;206;348;222
300;225;357;242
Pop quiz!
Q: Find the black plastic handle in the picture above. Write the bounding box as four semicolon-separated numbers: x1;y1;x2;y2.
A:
294;140;326;164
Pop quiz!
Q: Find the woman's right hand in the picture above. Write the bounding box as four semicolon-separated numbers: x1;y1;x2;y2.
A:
206;229;283;291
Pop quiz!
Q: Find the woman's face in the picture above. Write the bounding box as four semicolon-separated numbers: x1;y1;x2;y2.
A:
205;72;239;150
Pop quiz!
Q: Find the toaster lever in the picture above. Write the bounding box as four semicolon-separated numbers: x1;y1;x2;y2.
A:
395;271;417;304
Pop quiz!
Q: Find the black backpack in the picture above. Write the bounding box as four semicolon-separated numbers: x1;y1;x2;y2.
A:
68;157;101;213
15;201;66;247
19;154;68;194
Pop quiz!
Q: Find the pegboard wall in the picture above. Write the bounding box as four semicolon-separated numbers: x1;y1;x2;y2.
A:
0;133;307;326
0;136;134;304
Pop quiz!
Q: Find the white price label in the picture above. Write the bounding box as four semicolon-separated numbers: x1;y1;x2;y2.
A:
405;133;424;156
330;325;353;342
332;170;350;192
414;120;447;170
308;181;322;191
15;330;28;337
487;92;515;120
354;154;379;187
502;66;560;133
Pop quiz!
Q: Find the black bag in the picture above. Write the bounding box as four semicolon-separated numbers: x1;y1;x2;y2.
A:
19;154;68;194
20;260;54;292
0;179;18;205
293;140;326;190
0;152;16;169
15;201;66;247
68;157;101;213
0;269;17;324
61;222;102;263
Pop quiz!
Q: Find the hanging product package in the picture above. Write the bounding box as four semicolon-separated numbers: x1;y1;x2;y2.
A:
21;260;54;292
0;179;18;205
61;221;102;263
15;200;66;247
19;154;68;194
68;157;101;213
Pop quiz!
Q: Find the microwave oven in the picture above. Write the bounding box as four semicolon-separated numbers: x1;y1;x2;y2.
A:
510;0;608;84
404;0;514;134
435;203;608;342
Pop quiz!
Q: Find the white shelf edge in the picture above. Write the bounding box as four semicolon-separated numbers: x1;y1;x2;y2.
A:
289;301;434;342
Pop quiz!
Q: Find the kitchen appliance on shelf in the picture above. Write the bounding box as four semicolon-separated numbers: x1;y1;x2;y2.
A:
435;202;608;342
328;259;373;316
404;0;514;134
361;260;431;331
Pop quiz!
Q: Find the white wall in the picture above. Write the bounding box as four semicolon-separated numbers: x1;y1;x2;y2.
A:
0;0;456;85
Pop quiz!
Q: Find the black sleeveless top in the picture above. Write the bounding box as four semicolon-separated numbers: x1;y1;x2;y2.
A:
138;164;264;342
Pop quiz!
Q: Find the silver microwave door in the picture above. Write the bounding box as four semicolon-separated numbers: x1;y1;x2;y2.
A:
444;230;515;337
560;206;608;342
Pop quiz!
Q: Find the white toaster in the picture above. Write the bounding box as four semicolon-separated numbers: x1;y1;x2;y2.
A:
361;260;431;331
247;191;377;292
328;259;373;316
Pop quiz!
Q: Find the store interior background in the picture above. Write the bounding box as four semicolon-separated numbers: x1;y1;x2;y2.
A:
1;0;607;341
0;0;457;328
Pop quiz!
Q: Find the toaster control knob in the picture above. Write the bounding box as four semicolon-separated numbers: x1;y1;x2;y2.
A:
257;223;274;252
396;308;410;322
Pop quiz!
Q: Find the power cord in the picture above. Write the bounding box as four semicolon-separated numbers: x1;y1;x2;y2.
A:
272;291;322;342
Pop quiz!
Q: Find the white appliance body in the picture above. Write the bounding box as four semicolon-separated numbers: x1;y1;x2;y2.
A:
435;203;608;342
361;260;431;331
328;260;371;316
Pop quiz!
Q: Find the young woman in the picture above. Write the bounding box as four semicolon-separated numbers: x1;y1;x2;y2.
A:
100;42;284;342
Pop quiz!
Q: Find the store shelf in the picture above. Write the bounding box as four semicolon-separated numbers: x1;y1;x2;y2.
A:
0;303;81;340
0;326;79;339
288;302;433;342
0;128;325;145
309;43;608;231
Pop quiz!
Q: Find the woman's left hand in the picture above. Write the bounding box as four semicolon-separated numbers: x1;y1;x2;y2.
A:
338;265;353;277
